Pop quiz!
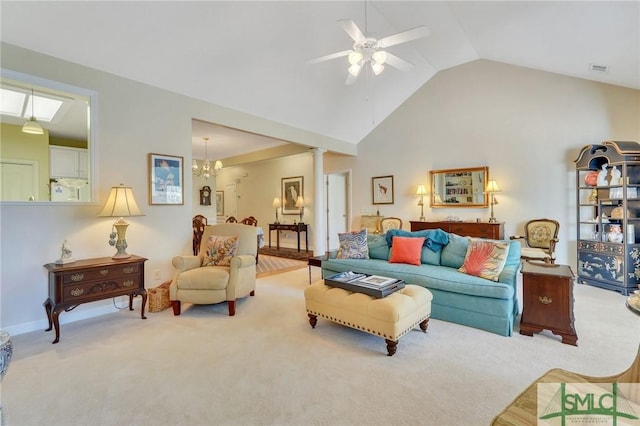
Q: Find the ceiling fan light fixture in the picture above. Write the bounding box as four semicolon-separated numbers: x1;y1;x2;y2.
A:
371;62;384;76
371;50;387;64
348;63;362;76
348;51;363;65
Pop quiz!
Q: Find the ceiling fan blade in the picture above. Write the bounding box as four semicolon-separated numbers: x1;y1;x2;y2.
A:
307;50;352;65
384;53;415;72
338;19;366;43
378;26;430;48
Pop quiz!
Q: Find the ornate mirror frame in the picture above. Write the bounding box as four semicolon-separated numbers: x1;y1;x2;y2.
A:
430;166;489;208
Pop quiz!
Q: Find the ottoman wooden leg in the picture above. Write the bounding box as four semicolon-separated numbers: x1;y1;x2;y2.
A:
419;318;430;333
308;313;317;328
385;339;398;356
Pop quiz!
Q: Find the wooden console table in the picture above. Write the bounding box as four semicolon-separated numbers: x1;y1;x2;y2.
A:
43;255;148;344
268;223;308;252
410;221;504;240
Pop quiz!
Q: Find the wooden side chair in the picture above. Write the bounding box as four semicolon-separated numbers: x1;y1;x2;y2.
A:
240;216;258;226
510;218;559;264
192;215;208;256
379;217;403;234
226;216;238;223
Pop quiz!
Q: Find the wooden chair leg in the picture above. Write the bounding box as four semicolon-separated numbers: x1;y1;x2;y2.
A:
250;290;255;296
171;300;181;316
228;300;236;316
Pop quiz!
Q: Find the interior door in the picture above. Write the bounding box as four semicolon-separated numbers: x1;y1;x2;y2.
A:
0;159;39;201
326;172;349;251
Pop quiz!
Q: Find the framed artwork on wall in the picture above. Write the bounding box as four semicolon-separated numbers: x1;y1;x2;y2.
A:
148;153;184;205
372;175;394;205
216;191;224;216
282;176;303;214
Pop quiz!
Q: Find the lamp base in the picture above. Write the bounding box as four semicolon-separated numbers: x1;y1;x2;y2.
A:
111;220;131;259
419;216;426;222
488;217;497;223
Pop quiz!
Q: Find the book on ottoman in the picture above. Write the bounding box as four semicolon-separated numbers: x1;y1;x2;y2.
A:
325;271;405;298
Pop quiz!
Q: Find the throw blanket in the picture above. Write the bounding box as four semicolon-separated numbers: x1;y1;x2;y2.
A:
385;229;450;252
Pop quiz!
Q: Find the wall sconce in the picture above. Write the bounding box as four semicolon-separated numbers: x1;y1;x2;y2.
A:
97;184;144;259
272;197;281;224
485;180;501;223
415;184;427;221
295;195;305;223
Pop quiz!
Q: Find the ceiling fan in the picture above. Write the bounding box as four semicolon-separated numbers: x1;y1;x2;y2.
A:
308;18;430;85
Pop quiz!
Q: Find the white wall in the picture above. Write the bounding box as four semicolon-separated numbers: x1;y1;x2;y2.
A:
0;44;348;334
325;59;640;268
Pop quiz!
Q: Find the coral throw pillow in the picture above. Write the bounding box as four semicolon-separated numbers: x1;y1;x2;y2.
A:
337;229;369;259
389;236;425;266
458;239;510;281
203;235;239;266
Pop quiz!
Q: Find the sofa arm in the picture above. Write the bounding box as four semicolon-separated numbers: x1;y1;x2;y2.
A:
230;254;256;268
498;263;520;288
172;255;202;272
327;250;339;259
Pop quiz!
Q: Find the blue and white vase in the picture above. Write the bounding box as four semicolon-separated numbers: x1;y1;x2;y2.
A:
0;331;12;382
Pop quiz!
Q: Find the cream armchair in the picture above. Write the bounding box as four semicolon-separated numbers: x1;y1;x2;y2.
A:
170;223;257;316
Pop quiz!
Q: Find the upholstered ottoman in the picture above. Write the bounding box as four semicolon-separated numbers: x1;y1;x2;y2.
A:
304;281;432;356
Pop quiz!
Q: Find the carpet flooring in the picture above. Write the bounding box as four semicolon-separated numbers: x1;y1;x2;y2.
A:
258;246;314;261
256;254;306;277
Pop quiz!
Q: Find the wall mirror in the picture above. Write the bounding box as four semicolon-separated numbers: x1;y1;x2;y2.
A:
430;166;489;208
0;69;96;203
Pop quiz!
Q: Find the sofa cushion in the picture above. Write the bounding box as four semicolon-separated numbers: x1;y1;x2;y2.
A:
337;229;369;259
389;236;424;266
386;229;449;252
440;233;470;269
202;235;238;266
367;234;390;260
458;238;510;281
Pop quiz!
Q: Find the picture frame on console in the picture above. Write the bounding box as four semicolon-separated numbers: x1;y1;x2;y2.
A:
372;175;394;205
148;153;184;205
282;176;303;215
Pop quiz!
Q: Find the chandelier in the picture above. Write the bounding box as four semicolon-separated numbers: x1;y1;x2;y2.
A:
192;137;222;179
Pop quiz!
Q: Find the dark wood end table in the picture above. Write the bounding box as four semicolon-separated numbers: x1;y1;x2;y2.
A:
520;261;578;346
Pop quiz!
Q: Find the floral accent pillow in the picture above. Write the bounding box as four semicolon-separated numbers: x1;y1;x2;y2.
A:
458;238;510;281
337;229;369;259
202;235;239;266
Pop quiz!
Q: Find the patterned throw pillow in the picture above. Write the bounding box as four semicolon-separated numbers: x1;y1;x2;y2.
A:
202;235;239;266
458;238;510;281
337;229;369;259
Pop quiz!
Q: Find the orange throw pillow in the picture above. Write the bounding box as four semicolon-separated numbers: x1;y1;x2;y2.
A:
389;236;425;266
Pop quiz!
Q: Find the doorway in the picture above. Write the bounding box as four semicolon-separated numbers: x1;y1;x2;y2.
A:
325;171;350;252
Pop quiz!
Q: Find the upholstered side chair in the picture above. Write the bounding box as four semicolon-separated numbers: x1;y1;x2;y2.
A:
170;223;257;316
240;216;258;226
379;217;403;234
510;218;559;264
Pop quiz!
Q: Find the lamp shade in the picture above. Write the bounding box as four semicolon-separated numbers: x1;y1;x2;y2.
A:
22;117;44;135
272;197;280;208
485;180;501;193
97;185;144;217
415;184;427;196
295;196;305;208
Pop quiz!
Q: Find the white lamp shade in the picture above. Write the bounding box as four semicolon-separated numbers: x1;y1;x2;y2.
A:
371;50;387;64
348;51;363;65
348;63;362;76
371;62;384;76
295;196;305;208
22;117;44;135
98;185;144;217
272;197;280;208
485;180;502;193
415;184;427;196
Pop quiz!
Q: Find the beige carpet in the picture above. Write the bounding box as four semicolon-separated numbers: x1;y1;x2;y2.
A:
3;267;640;425
256;254;306;278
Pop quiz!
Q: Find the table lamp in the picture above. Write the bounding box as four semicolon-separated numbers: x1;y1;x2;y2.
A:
295;195;305;223
415;184;427;221
272;197;280;223
98;184;144;259
485;180;501;223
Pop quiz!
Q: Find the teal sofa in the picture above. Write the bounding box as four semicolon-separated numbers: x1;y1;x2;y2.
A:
321;231;521;337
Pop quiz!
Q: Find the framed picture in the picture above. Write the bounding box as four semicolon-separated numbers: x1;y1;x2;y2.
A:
216;191;224;216
281;176;303;214
148;153;184;205
372;175;394;205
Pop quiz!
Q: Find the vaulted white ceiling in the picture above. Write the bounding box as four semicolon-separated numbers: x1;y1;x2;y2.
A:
2;1;638;159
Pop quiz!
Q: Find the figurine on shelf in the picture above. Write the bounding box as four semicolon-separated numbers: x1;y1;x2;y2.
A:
55;240;75;265
597;163;609;186
610;165;622;186
607;224;623;243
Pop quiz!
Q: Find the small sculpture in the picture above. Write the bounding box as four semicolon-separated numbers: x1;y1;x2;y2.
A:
596;164;609;186
610;165;622;185
55;240;75;265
